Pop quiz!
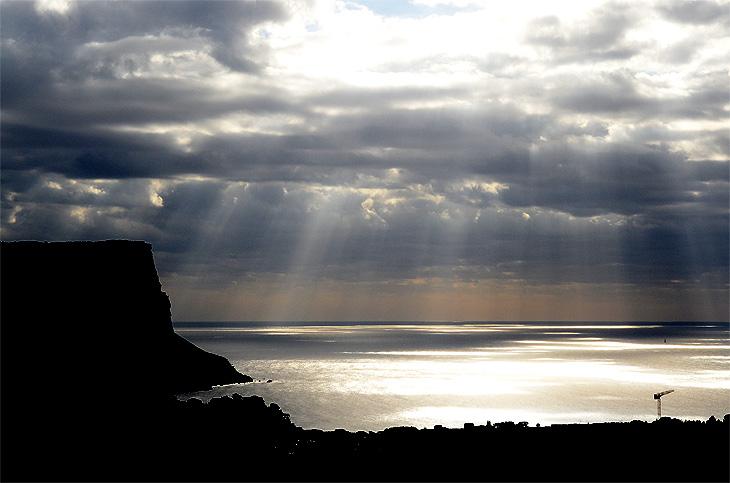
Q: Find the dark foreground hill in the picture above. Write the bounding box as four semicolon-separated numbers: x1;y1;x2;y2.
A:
1;241;727;482
139;395;730;482
4;390;727;482
1;240;251;480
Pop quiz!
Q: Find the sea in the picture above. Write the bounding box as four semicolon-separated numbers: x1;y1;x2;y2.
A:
174;321;730;431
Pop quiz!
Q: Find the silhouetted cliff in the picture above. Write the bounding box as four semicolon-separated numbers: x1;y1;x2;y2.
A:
1;240;251;480
1;240;250;396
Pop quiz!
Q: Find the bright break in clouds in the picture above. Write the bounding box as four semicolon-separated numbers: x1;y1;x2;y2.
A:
1;0;728;321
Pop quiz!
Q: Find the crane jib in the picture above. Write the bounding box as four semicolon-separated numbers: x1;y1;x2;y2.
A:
653;389;675;419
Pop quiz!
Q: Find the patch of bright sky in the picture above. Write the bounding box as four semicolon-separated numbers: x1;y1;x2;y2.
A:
34;0;72;14
353;0;479;18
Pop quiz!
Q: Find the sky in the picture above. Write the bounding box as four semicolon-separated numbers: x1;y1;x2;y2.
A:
1;0;728;322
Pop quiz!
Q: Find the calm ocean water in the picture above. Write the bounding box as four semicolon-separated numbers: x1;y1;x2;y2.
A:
175;322;730;431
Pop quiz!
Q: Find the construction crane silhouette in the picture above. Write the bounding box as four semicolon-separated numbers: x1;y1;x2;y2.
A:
653;389;674;419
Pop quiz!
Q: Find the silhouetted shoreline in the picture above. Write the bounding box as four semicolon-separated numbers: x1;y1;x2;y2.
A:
155;393;730;482
2;241;728;482
2;388;728;481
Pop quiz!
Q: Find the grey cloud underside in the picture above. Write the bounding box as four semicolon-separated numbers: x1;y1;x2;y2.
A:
524;8;640;63
1;0;728;295
3;128;728;288
553;70;729;120
5;146;726;289
0;0;285;81
657;1;730;25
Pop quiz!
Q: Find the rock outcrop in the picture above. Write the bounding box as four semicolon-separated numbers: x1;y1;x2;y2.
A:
1;240;253;481
1;240;251;398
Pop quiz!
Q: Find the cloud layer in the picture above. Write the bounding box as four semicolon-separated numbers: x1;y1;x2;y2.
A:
2;0;728;321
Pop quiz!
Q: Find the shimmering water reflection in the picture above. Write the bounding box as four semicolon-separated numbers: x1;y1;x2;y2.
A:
176;322;730;431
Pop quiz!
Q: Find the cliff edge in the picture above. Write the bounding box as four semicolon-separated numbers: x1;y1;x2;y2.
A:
1;240;251;398
0;240;258;481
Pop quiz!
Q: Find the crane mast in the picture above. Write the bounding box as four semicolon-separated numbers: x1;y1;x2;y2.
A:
653;389;675;419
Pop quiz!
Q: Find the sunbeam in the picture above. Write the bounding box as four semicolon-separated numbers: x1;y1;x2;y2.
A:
3;0;727;321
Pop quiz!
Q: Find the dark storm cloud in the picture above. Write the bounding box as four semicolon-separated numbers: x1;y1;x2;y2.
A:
1;0;294;181
498;145;729;216
551;69;728;121
0;0;293;186
123;136;725;287
2;123;203;179
524;6;639;64
0;0;285;84
657;1;730;25
7;77;296;128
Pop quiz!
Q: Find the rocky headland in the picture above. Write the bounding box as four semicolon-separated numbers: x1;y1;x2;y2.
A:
1;240;251;397
1;241;727;482
1;240;251;480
